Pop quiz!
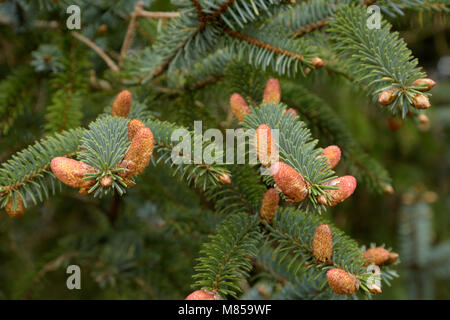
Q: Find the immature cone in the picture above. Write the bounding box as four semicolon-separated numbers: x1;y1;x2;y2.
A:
255;124;278;167
311;57;324;68
412;94;430;109
260;188;280;224
378;88;397;106
128;119;146;141
185;290;220;300
320;145;341;169
369;284;382;294
216;172;231;185
5;195;25;218
312;224;333;263
411;78;436;91
262;78;281;104
230;93;251;122
383;185;395;195
285;108;297;117
317;176;357;207
271;161;308;202
363;247;390;266
50;157;97;189
122;127;154;177
112;90;132;118
326;268;359;295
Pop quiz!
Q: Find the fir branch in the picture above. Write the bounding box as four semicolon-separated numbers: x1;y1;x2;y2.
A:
192;212;263;298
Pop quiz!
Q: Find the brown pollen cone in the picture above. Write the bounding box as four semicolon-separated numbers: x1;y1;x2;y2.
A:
311;57;324;68
411;78;436;91
185;290;220;300
312;224;333;263
230;93;250;122
326;268;359;295
412;94;431;109
317;176;357;207
320;145;341;169
255;124;278;167
122;127;154;177
363;247;390;266
50;157;97;189
216;172;231;185
112;90;132;118
128;119;146;141
260;188;280;224
262;78;281;104
378;88;396;106
5;194;25;218
271;161;308;202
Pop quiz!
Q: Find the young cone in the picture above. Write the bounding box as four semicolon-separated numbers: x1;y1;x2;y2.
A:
272;161;308;202
411;78;436;91
312;224;333;263
112;90;132;118
317;176;357;207
262;78;281;104
326;268;359;295
128;119;146;141
320;145;341;169
260;188;280;224
5;194;25;218
50;157;97;189
412;94;431;109
185;290;220;300
255;124;278;167
122;127;154;177
230;93;250;122
363;247;390;266
378;88;396;106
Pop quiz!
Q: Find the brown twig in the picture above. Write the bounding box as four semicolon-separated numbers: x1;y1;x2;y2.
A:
71;31;119;71
135;10;181;19
119;1;145;68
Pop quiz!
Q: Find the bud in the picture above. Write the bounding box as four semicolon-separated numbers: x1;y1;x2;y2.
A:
412;94;430;109
305;67;311;75
417;113;430;131
112;90;132;118
122;127;154;177
51;157;97;189
312;224;333;263
128;119;146;141
100;175;113;188
185;290;220;300
386;252;399;265
216;172;231;185
271;161;308;202
311;57;324;68
369;284;382;294
255;124;278;167
411;78;436;91
5;194;25;218
319;145;341;169
260;188;279;224
326;268;359;295
285;108;297;117
317;176;357;207
386;117;403;131
363;247;390;266
230;93;250;122
262;78;281;104
378;88;396;106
